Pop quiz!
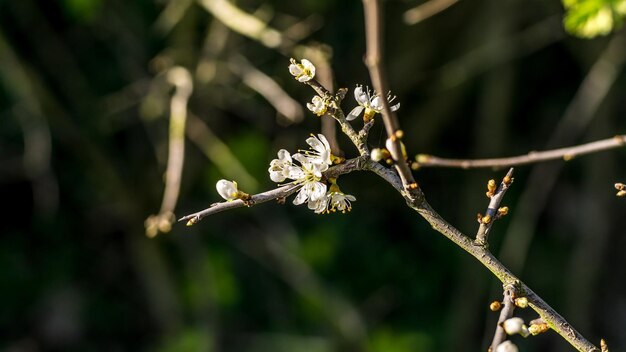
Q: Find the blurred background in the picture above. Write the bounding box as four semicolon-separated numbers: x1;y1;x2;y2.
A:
1;0;625;351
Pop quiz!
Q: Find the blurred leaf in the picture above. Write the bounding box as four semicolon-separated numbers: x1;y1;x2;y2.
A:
369;328;433;352
61;0;102;22
562;0;626;38
158;327;214;352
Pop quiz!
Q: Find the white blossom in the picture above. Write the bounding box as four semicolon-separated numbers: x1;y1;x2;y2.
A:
307;96;327;116
347;85;400;121
268;149;293;183
302;134;332;168
216;179;239;201
288;58;316;82
502;317;530;337
328;191;356;213
496;341;519;352
293;180;327;206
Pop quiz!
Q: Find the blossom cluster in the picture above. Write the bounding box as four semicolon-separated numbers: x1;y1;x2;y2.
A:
268;134;355;214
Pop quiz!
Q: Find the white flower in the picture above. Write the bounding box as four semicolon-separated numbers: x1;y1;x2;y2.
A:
216;179;239;201
268;149;293;183
288;58;316;82
308;194;330;214
302;134;332;167
293;180;327;206
347;85;400;121
307;96;327;116
502;317;530;337
328;191;356;213
496;341;519;352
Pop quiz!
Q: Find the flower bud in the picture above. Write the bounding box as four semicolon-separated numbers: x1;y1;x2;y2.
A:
490;301;502;311
502;317;530;337
496;340;519;352
216;179;239;201
514;297;528;308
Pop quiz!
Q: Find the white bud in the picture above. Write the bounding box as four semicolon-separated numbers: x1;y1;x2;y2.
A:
502;317;530;337
216;179;239;201
496;340;519;352
371;148;385;162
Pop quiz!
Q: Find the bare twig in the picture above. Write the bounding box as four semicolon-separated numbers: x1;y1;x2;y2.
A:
475;168;514;246
403;0;459;25
415;135;626;169
362;0;422;199
490;288;516;351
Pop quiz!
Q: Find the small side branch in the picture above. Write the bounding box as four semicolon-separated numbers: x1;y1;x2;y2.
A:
362;0;422;200
490;288;516;351
179;184;301;225
475;168;514;246
180;156;370;225
415;135;626;169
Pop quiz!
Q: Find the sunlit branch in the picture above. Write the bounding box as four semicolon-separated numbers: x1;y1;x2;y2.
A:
179;156;370;225
415;135;626;169
361;0;422;199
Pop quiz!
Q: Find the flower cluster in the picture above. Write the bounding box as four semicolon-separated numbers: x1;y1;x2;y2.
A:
347;84;400;121
268;134;355;214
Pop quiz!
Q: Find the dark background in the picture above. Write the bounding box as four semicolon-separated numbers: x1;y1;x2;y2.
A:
1;0;625;351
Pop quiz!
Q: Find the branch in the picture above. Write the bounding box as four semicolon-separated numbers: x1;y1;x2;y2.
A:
358;159;599;351
475;168;514;246
179;156;370;225
415;135;626;169
362;0;422;200
490;288;516;351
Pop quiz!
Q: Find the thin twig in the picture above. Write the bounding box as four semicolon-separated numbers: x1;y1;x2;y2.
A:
362;0;422;199
476;168;514;246
490;288;516;351
403;0;459;25
179;156;370;224
416;135;626;169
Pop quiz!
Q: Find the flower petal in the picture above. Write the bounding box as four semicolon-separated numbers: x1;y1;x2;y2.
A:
346;106;364;121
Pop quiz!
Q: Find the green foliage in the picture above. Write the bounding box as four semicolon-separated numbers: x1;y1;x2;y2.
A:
562;0;626;37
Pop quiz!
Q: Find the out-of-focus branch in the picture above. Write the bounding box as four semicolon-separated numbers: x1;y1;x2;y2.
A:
229;55;304;123
197;0;289;49
489;288;516;351
362;0;422;200
403;0;459;25
145;67;193;238
153;0;194;34
415;135;626;169
475;168;514;246
186;113;258;191
499;31;626;274
0;32;59;216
